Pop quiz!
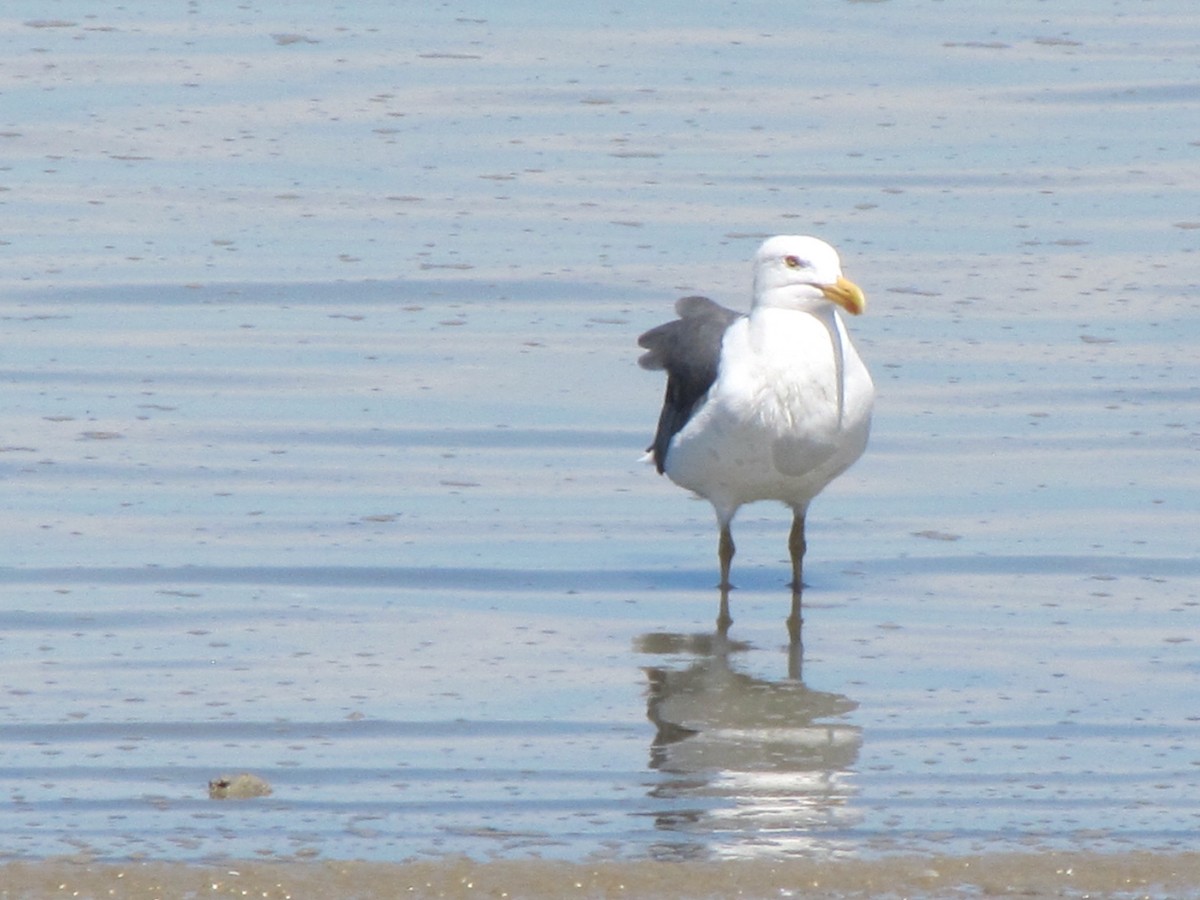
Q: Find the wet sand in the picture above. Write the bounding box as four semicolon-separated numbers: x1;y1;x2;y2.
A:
5;852;1200;899
3;0;1199;895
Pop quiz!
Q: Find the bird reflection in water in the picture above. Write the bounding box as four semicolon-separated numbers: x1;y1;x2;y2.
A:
635;624;861;859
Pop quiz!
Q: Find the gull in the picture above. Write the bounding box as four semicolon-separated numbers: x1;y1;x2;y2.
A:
638;235;874;633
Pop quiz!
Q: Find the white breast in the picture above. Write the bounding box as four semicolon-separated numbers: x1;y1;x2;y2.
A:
664;306;873;519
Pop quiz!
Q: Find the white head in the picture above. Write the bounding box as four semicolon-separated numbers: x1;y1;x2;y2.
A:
751;235;866;315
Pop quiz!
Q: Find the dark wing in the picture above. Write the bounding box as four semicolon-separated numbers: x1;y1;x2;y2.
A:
637;295;742;474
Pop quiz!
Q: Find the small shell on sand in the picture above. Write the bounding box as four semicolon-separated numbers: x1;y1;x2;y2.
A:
208;773;273;800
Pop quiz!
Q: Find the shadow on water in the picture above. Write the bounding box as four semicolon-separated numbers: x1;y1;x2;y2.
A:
2;553;1196;592
633;613;862;861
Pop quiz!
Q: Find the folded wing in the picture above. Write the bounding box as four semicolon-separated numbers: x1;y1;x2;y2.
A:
637;295;742;473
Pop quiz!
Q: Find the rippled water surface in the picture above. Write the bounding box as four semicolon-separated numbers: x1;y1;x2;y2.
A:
2;0;1199;895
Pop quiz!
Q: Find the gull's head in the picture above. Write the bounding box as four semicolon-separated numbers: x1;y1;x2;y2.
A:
751;235;866;316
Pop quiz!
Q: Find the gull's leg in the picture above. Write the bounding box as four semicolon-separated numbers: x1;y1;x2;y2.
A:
787;510;806;640
718;522;735;591
787;510;807;591
717;519;735;632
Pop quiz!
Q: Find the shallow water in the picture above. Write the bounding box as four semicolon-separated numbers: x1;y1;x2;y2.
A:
2;0;1199;896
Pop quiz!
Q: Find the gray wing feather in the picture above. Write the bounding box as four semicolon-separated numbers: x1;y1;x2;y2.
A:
637;295;741;473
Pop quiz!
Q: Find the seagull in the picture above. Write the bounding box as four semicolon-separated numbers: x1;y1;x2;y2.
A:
638;235;874;633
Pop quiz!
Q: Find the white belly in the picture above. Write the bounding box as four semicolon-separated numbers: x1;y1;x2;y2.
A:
665;307;873;521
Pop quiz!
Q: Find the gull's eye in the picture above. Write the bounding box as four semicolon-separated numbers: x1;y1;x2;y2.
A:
784;255;806;269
